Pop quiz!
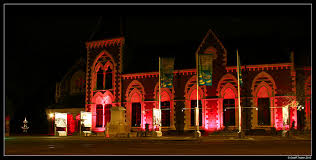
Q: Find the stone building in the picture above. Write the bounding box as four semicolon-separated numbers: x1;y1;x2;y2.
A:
47;28;311;136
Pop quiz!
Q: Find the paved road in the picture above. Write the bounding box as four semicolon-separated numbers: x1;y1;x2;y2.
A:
5;136;311;155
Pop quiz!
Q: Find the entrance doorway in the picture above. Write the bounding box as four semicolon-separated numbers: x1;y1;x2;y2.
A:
132;103;141;127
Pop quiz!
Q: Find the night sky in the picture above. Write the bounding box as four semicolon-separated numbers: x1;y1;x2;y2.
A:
4;4;311;134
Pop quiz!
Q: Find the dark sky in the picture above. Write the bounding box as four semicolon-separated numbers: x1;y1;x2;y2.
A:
4;5;311;132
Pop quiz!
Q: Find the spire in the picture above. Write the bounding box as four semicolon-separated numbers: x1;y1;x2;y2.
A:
88;16;103;41
87;16;124;42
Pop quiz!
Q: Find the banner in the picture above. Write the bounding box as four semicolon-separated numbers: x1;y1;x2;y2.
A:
198;53;213;86
152;108;161;128
282;105;289;128
160;57;175;88
80;111;92;127
55;112;67;127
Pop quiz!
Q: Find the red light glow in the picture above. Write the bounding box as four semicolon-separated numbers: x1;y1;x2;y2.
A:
67;114;75;135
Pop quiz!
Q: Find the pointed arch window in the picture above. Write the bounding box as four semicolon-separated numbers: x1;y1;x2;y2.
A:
105;66;113;89
158;90;171;127
131;92;142;127
257;86;271;126
222;87;236;126
96;68;104;90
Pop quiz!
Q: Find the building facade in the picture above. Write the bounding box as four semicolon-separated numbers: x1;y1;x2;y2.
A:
81;29;311;135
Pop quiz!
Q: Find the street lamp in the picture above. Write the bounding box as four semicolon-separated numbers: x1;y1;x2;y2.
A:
49;113;54;118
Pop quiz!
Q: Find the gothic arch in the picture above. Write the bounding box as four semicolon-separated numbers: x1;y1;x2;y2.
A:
92;52;115;91
251;71;276;128
94;62;104;73
185;75;205;99
251;71;276;96
183;75;205;129
125;80;146;129
92;91;114;104
153;82;175;129
153;82;174;101
217;73;238;96
128;89;142;103
219;82;238;98
254;81;273;98
102;61;113;71
90;90;114;132
126;80;145;102
92;50;116;72
217;82;239;129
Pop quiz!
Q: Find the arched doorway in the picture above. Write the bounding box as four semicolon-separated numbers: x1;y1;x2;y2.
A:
92;91;113;132
222;88;236;127
126;80;145;130
251;71;276;129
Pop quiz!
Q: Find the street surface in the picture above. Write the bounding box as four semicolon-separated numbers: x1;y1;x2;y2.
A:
5;136;311;155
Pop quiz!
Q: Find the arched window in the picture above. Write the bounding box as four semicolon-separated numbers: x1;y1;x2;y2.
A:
131;92;141;127
257;86;271;126
223;88;236;126
105;66;113;89
185;75;204;128
217;74;238;129
160;91;171;127
126;80;145;128
252;72;276;128
96;68;104;90
92;50;115;91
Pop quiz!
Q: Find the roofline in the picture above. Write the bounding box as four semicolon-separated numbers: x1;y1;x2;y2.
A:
226;62;292;68
194;29;227;57
121;62;298;79
85;37;125;49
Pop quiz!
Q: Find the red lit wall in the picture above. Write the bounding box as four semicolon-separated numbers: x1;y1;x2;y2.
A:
67;114;75;135
275;96;297;130
205;99;220;132
85;35;299;134
143;102;154;130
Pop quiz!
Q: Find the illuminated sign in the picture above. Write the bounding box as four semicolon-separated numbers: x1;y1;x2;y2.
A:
55;112;67;127
81;111;92;127
153;108;161;127
282;105;289;127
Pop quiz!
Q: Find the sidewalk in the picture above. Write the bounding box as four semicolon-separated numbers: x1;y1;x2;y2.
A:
81;134;311;142
6;134;311;142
